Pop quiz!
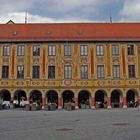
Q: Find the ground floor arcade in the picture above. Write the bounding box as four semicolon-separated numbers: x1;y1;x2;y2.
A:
0;88;139;109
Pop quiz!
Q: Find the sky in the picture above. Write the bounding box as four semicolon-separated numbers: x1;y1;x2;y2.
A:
0;0;140;23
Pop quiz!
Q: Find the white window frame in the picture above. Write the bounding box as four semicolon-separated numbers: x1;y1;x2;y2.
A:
96;45;104;56
17;45;25;56
48;45;56;56
64;65;72;79
113;65;120;78
81;65;88;79
97;65;105;78
80;45;88;56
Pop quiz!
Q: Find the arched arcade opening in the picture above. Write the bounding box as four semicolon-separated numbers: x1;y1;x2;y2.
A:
30;90;42;106
78;90;90;109
111;90;123;108
62;90;74;108
95;90;107;108
0;90;11;101
0;90;11;109
47;90;58;108
126;89;139;107
14;90;27;108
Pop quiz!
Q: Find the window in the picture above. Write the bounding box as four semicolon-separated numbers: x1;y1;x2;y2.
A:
3;45;10;56
48;66;55;79
97;65;104;78
80;45;88;56
64;45;71;56
48;45;56;56
17;66;24;79
64;66;72;79
33;45;40;56
17;45;25;56
32;66;40;79
113;65;120;78
112;45;119;56
96;45;104;56
81;65;88;79
127;44;134;55
2;66;9;78
128;65;135;78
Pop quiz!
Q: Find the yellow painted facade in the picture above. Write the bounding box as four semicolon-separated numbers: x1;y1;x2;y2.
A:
0;42;140;109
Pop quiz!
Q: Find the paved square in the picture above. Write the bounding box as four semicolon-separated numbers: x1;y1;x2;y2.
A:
0;109;140;140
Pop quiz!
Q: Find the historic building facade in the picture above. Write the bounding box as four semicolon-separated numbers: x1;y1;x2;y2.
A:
0;22;140;109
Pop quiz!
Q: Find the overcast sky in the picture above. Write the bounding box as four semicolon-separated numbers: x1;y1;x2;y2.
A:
0;0;140;23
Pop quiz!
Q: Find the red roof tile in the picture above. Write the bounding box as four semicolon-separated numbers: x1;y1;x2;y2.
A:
0;23;140;42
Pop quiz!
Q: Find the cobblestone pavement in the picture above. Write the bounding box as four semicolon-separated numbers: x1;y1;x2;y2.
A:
0;108;140;140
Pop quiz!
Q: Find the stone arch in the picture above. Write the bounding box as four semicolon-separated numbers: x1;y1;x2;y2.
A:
30;90;42;105
14;90;27;101
111;89;123;108
13;90;27;108
62;90;74;108
126;89;139;107
0;89;11;101
95;90;107;108
78;90;91;109
46;90;58;107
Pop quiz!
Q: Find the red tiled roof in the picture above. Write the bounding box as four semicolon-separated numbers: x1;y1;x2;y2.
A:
0;23;140;42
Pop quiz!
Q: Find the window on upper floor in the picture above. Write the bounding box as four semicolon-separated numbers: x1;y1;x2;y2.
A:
17;45;25;56
33;45;40;56
80;45;88;56
113;65;120;78
128;65;135;78
48;45;56;56
32;66;40;79
64;45;71;56
64;65;72;79
127;44;134;55
17;66;24;79
48;66;55;79
2;66;9;78
81;65;88;79
96;45;104;56
3;45;10;56
112;45;119;56
97;65;104;78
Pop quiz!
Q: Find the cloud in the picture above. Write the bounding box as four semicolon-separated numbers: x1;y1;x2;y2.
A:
0;0;123;23
0;12;93;23
120;0;140;21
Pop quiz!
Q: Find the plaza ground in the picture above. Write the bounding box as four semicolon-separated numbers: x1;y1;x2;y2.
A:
0;109;140;140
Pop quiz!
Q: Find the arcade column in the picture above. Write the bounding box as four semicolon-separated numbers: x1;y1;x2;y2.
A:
123;96;127;109
91;95;95;109
107;96;111;109
58;94;62;109
75;94;78;109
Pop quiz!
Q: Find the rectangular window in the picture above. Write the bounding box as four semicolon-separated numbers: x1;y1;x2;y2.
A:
3;45;10;56
128;65;135;78
127;44;134;55
33;45;40;56
2;66;9;78
81;65;88;79
32;66;40;79
64;66;72;79
17;66;24;79
112;45;119;56
97;65;104;78
96;45;104;56
64;45;71;56
80;45;88;56
17;45;25;56
113;65;120;78
48;66;55;79
48;45;56;56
